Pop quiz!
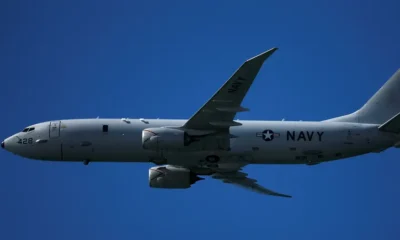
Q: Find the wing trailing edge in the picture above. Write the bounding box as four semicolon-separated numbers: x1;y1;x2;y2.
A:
212;171;292;198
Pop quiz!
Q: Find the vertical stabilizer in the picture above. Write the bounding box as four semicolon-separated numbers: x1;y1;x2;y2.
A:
326;69;400;124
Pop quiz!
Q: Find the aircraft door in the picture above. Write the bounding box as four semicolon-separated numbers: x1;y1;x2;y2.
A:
49;121;60;138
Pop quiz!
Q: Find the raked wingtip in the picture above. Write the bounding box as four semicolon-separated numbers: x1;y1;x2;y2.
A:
246;47;278;62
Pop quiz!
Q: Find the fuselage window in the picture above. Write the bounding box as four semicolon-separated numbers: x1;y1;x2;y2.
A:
102;125;109;132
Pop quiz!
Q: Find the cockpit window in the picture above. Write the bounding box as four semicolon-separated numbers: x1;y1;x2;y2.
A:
22;127;35;132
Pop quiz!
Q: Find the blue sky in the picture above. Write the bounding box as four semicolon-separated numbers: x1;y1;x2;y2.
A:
1;0;400;239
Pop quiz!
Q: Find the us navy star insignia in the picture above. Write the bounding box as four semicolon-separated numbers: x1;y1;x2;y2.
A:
256;129;280;141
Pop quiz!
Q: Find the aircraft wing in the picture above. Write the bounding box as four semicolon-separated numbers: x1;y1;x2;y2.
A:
211;170;292;198
183;48;278;130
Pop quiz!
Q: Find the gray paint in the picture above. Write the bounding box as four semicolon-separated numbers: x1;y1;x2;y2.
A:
2;48;400;197
3;118;397;164
325;69;400;124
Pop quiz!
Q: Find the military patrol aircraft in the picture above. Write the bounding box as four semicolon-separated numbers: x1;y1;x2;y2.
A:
2;48;400;198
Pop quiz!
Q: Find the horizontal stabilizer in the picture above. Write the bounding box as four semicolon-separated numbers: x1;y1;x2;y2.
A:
378;112;400;133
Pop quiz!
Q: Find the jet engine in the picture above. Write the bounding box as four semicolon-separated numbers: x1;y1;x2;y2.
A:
149;165;204;189
142;127;192;151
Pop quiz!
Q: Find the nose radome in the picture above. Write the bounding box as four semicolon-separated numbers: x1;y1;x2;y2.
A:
2;137;13;152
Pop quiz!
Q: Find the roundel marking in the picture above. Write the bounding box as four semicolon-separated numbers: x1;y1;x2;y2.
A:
262;129;275;141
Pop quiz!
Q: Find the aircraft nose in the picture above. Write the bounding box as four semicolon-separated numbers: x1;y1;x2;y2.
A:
2;136;15;153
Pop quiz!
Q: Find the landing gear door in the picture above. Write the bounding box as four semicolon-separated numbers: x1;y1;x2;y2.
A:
49;121;60;138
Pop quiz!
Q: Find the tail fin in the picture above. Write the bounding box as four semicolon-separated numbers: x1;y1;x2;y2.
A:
326;69;400;124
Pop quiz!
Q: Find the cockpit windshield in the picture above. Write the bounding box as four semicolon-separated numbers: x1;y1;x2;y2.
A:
22;127;35;132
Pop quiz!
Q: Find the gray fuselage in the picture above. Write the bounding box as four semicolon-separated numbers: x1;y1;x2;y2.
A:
2;118;397;166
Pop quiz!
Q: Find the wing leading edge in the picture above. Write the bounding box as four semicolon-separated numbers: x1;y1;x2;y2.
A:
183;48;278;130
181;48;290;197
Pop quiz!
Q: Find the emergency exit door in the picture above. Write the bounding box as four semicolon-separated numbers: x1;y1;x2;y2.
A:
49;121;60;138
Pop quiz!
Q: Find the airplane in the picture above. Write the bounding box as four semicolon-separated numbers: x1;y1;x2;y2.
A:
2;47;400;198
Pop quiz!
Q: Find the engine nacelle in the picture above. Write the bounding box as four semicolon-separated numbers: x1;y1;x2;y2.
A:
142;127;190;151
149;165;203;189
